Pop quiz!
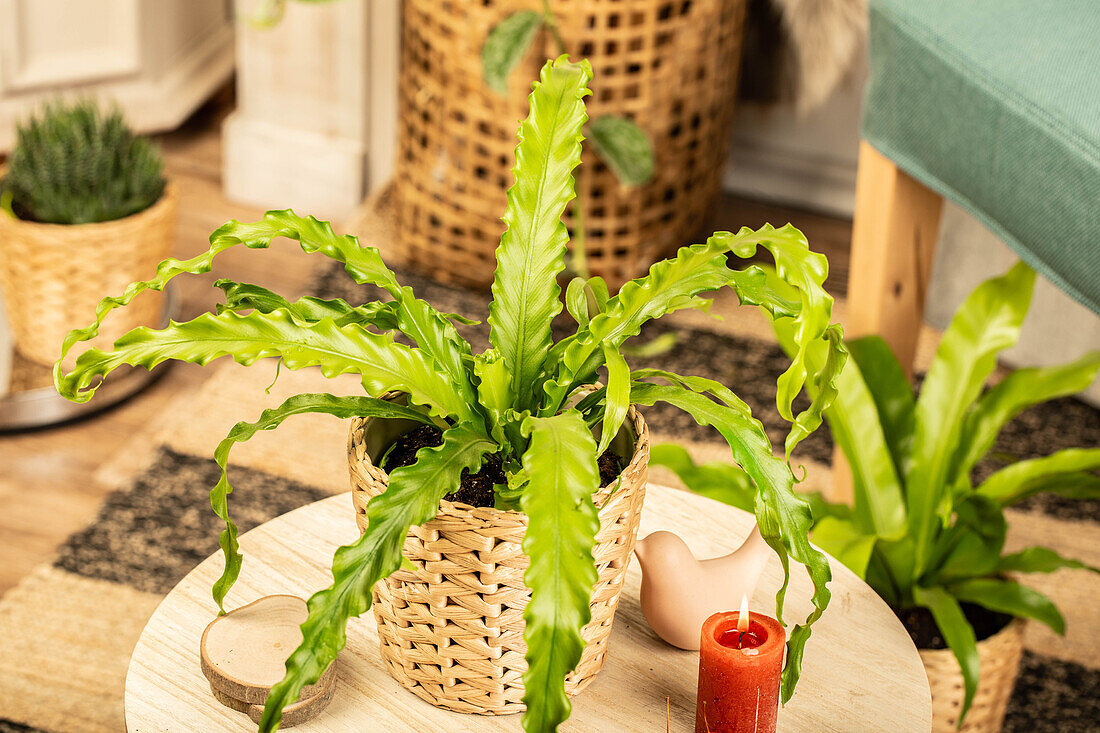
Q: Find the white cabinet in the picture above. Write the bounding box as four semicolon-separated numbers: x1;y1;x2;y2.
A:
0;0;234;150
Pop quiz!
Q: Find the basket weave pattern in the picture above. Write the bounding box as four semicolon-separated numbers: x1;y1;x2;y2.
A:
347;407;650;714
0;185;177;365
920;617;1024;732
394;0;747;289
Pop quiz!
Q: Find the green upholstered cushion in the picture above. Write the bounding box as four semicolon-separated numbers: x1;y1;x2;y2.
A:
862;0;1100;314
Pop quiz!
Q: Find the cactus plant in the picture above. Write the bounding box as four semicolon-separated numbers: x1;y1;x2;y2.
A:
2;100;165;225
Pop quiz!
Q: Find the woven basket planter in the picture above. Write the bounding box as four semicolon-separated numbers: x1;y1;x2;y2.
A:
920;617;1025;732
394;0;747;290
0;184;177;365
347;402;650;715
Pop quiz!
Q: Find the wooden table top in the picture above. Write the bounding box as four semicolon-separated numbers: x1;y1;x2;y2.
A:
125;485;932;732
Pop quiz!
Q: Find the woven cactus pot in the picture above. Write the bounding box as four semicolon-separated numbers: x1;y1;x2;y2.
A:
920;617;1025;732
347;402;650;715
0;184;177;365
394;0;747;290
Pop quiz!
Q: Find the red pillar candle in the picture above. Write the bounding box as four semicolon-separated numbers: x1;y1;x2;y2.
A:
695;600;785;733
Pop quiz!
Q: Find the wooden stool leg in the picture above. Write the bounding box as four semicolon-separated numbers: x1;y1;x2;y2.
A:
829;140;943;504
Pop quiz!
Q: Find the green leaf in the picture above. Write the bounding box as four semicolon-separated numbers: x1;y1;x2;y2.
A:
54;209;479;415
481;11;544;95
487;56;592;413
473;351;513;447
997;546;1100;575
56;309;474;424
772;318;906;539
565;277;590;327
947;578;1065;635
649;443;756;512
542;225;833;415
906;262;1035;573
210;393;433;613
214;279;400;329
924;495;1006;585
518;411;600;733
588;115;655;186
810;516;876;578
952;352;1100;480
913;585;980;722
977;448;1100;506
596;342;630;455
260;424;496;732
846;335;916;471
627;378;831;702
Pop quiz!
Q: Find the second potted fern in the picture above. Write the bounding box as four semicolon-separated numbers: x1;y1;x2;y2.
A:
0;100;174;365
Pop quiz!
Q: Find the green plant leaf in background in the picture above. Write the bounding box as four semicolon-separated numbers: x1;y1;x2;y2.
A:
259;424;496;732
947;578;1064;635
913;585;980;721
810;516;876;578
588;115;656;187
924;495;1006;585
976;448;1100;506
846;335;916;472
210;393;433;613
997;546;1100;575
906;262;1035;573
649;443;756;512
488;56;591;414
950;352;1100;482
482;11;544;94
519;411;600;733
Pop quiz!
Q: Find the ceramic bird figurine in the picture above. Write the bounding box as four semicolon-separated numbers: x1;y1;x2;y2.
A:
633;525;771;650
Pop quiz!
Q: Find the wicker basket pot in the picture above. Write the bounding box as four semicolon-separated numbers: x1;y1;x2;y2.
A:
0;184;177;365
920;616;1025;732
347;404;650;715
395;0;747;290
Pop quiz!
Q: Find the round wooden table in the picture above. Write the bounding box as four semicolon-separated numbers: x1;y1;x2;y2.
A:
125;485;932;731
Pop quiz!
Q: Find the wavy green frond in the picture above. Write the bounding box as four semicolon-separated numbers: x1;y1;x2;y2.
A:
997;546;1100;575
259;424;495;732
214;279;400;329
913;585;979;720
771;318;906;539
482;11;543;94
947;578;1064;635
519;411;600;733
210;393;433;613
907;262;1035;572
977;448;1100;506
53;209;478;414
950;352;1100;481
542;226;837;426
627;378;831;702
488;56;592;414
56;309;474;424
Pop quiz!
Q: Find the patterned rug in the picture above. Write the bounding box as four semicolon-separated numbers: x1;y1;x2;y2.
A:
1;198;1097;731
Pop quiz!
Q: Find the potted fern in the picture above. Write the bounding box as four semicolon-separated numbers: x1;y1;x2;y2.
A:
659;263;1100;732
56;58;843;732
0;100;174;366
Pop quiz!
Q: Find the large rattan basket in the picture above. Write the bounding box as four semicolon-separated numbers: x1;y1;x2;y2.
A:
394;0;747;290
0;184;177;365
347;404;650;714
920;616;1025;732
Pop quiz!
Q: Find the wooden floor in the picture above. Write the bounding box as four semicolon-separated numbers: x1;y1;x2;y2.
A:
0;93;853;597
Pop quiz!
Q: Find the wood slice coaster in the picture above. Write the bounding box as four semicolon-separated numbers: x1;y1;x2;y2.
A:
200;595;337;726
208;674;336;727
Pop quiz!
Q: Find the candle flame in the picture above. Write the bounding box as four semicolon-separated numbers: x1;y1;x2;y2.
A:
737;594;750;632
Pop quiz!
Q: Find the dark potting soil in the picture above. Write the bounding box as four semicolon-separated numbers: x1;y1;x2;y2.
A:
381;424;624;508
894;603;1013;650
